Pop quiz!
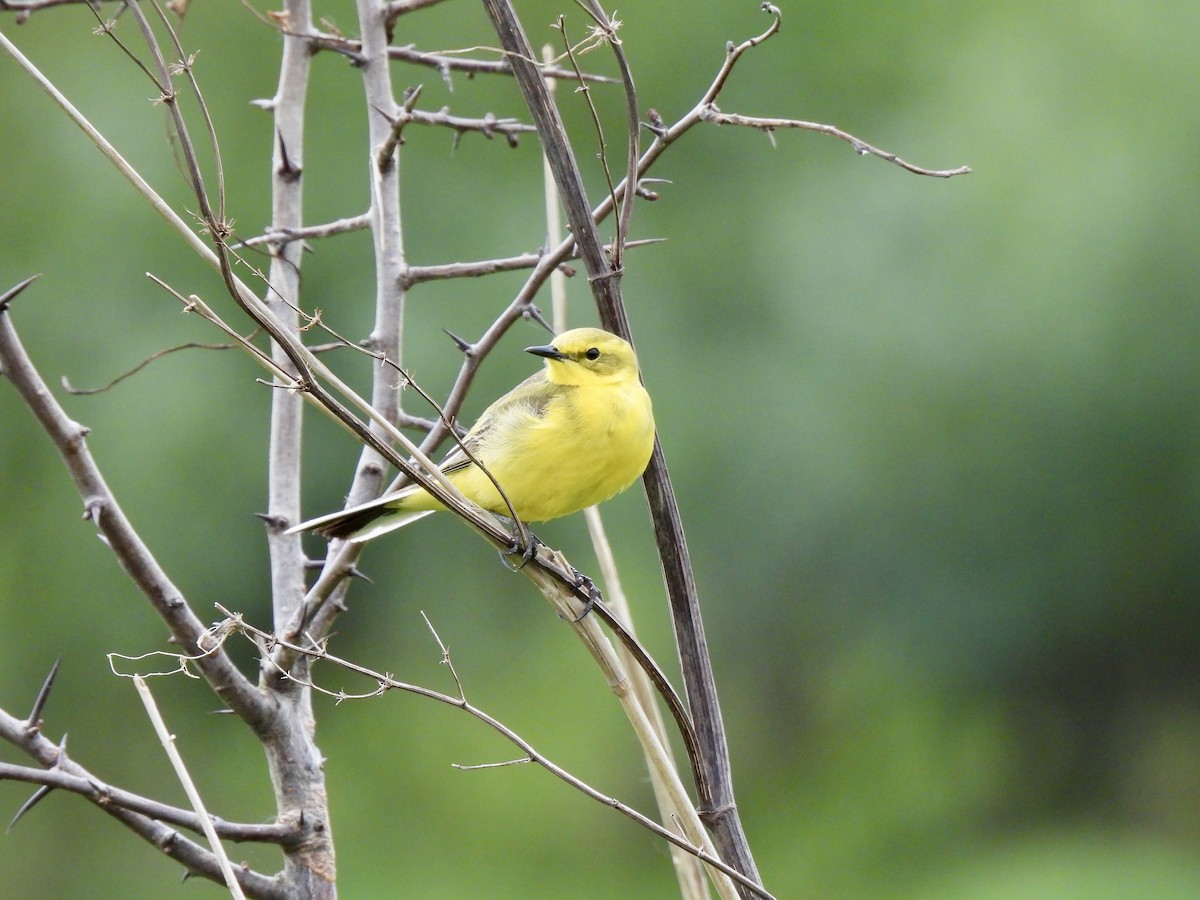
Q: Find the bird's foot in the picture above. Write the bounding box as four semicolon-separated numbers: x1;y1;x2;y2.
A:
569;569;601;622
499;527;540;569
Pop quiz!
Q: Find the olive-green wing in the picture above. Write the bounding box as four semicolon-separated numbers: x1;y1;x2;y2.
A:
437;369;560;474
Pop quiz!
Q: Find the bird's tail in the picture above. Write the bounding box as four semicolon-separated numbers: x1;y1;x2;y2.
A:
285;490;435;542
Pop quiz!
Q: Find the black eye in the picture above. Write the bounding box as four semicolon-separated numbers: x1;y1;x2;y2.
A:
585;347;600;361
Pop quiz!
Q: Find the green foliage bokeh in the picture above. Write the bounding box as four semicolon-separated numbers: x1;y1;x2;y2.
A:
2;1;1199;897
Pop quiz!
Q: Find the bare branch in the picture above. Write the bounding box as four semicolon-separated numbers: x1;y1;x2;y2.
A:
0;762;296;845
0;0;124;19
384;0;449;25
263;0;313;636
302;30;620;85
402;237;663;287
393;102;537;149
701;106;972;178
0;708;286;898
393;41;619;84
220;608;777;900
236;212;372;249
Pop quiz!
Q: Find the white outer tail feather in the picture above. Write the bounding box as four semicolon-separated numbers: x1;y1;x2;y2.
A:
285;489;436;542
344;509;435;542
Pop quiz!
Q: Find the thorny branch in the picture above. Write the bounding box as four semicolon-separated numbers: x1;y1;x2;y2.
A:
0;762;296;845
376;83;536;161
302;30;619;86
219;607;776;900
236;212;371;249
0;0;973;895
0;696;286;897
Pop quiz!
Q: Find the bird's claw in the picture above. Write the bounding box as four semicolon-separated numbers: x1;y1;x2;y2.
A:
500;530;540;569
570;570;600;622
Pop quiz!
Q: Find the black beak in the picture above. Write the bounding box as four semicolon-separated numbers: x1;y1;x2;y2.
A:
525;343;567;360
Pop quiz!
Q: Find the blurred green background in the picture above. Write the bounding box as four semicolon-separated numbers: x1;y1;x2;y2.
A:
3;1;1200;897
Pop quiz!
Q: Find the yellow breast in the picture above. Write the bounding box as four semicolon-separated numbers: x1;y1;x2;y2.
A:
451;379;654;522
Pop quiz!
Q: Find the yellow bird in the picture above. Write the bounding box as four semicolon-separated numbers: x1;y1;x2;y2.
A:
290;327;655;542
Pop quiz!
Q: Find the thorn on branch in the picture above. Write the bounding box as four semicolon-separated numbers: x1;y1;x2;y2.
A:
643;107;667;138
0;273;42;315
276;128;301;181
442;328;473;355
25;656;62;735
520;305;555;335
8;786;52;833
82;497;105;527
253;511;289;532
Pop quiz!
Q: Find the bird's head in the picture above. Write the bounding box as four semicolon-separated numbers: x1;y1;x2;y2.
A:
525;327;641;386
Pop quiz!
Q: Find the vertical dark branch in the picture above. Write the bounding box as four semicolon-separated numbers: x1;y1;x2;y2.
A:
479;0;623;310
479;0;762;892
577;0;639;269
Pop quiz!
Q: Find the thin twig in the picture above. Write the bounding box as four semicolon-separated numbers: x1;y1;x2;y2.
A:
1;0;105;16
61;340;236;395
131;675;246;900
574;0;640;268
377;87;536;159
554;14;624;261
420;611;465;701
383;0;446;24
701;107;972;178
235;212;372;249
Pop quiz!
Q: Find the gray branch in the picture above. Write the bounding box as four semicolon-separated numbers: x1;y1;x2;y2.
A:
0;706;286;898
